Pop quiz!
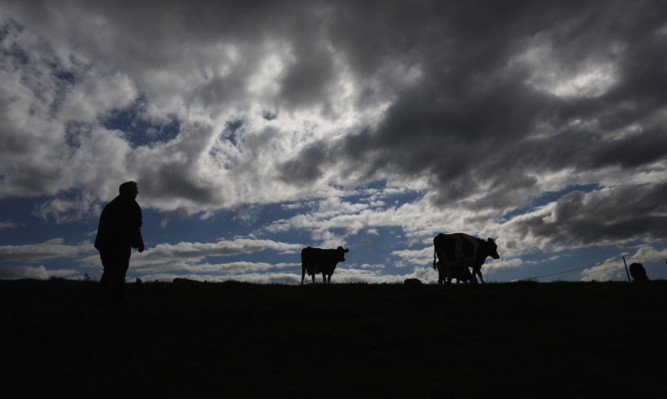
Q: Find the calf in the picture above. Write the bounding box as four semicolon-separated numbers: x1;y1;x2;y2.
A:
435;261;475;284
301;246;350;284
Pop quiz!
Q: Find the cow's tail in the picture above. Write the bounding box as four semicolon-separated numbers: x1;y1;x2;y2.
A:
433;248;437;270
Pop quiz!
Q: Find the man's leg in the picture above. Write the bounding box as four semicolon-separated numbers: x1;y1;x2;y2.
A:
109;267;128;303
99;248;130;303
97;266;112;301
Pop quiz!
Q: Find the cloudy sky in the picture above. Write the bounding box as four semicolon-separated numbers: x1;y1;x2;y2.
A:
1;0;666;284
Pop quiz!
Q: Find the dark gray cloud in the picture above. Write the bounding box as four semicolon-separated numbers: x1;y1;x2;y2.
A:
503;183;667;251
281;0;667;210
279;142;331;186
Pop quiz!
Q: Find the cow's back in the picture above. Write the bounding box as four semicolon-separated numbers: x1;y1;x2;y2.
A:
434;233;480;263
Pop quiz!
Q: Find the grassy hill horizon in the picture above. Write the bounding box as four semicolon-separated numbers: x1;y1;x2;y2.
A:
2;279;666;398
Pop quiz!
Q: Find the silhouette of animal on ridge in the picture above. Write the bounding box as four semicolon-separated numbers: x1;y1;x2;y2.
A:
301;246;349;284
435;260;475;284
433;233;499;285
629;263;649;282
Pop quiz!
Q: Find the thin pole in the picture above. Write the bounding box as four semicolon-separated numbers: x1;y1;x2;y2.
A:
622;256;631;282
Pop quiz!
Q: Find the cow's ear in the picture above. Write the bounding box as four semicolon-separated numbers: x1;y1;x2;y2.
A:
344;248;349;253
488;238;495;243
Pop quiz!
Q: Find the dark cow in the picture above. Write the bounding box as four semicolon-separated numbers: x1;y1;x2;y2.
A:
629;263;649;282
301;246;350;284
433;233;499;285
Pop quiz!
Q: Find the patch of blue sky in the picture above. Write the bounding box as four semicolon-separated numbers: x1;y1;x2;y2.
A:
101;96;180;147
347;226;408;268
64;121;90;148
347;180;424;209
262;111;277;121
223;119;244;146
146;208;234;244
52;68;76;83
0;197;75;245
143;202;306;250
356;179;388;192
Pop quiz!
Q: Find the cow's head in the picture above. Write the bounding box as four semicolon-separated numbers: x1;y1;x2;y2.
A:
337;246;350;262
486;238;500;259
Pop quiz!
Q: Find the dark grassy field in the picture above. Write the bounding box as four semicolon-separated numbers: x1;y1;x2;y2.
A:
2;279;666;398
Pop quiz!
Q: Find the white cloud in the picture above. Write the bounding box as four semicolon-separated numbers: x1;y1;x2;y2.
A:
0;239;93;262
113;237;304;275
516;44;618;99
58;70;137;122
35;191;100;223
580;260;626;282
0;221;20;230
359;263;385;270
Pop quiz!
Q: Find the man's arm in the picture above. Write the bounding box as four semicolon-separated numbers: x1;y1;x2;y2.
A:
131;201;144;252
133;227;145;253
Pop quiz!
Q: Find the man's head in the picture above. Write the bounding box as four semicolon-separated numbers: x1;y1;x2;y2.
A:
119;181;139;199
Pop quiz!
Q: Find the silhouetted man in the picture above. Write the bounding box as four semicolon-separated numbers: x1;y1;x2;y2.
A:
94;181;144;303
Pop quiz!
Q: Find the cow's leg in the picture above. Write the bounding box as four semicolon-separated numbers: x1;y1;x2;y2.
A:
312;273;316;284
456;268;466;284
475;269;485;284
465;267;477;284
301;267;305;285
445;265;453;285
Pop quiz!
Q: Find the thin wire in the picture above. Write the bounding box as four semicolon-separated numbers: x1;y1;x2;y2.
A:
533;260;619;280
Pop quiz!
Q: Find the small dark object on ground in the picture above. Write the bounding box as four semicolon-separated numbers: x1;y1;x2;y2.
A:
404;278;422;285
173;277;204;285
630;263;649;282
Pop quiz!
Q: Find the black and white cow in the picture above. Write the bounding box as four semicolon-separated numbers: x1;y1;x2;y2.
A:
433;233;499;285
301;246;350;284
